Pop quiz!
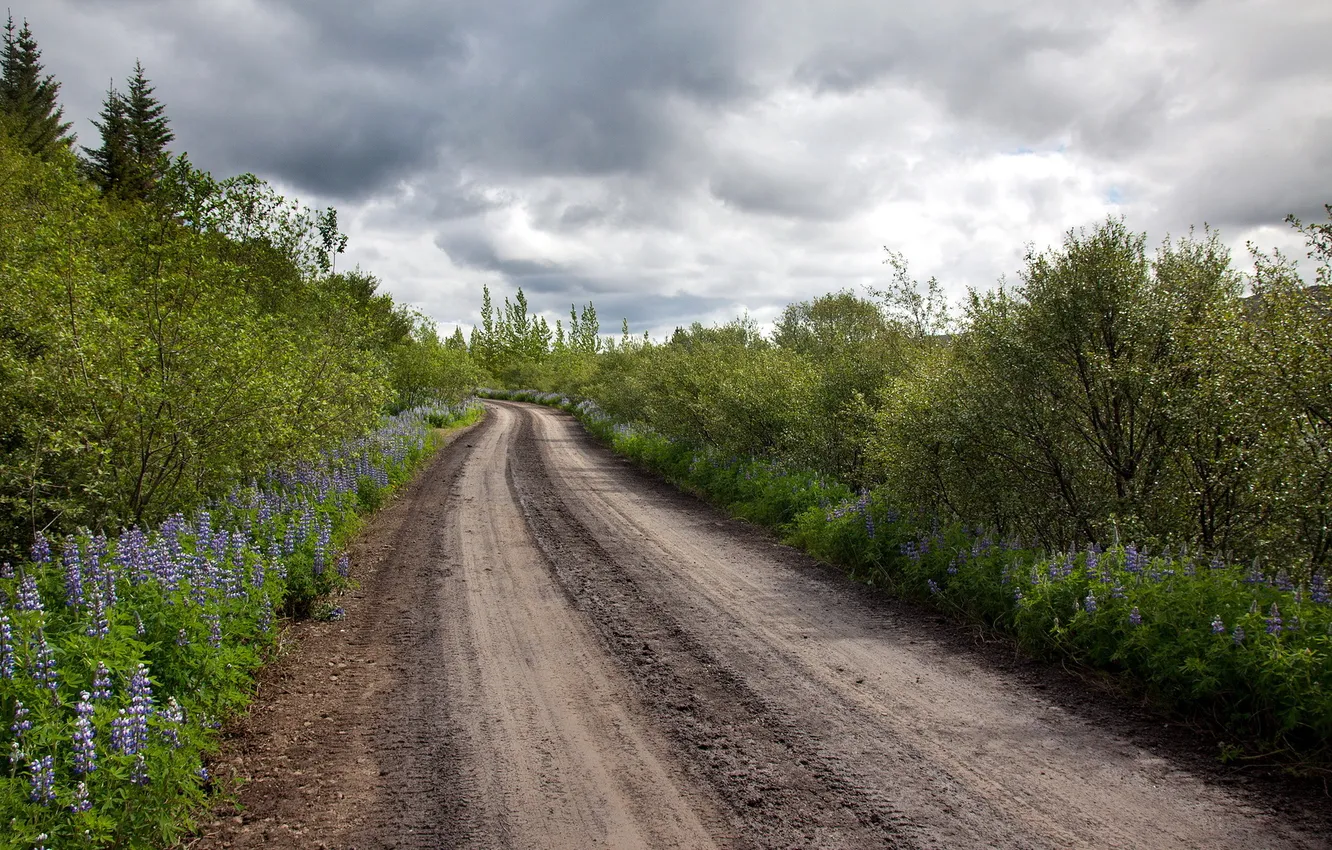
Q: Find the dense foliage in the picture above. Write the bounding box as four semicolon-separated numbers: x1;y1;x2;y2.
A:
482;211;1332;767
0;133;480;561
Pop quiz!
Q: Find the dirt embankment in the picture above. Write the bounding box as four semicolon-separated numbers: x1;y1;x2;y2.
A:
196;402;1332;850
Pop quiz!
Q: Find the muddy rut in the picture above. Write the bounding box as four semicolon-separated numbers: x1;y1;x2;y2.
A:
197;402;1331;850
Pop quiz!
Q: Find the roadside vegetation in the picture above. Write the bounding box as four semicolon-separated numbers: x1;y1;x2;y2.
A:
480;209;1332;771
0;15;481;846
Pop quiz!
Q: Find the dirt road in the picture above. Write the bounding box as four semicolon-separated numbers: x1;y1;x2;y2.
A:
198;401;1331;849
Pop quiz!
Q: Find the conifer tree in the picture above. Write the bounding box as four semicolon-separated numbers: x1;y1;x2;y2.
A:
0;14;74;157
82;83;129;192
82;60;174;198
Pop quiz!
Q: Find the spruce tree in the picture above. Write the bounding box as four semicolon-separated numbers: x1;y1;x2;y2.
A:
123;60;173;196
82;83;130;193
0;14;75;158
82;60;174;198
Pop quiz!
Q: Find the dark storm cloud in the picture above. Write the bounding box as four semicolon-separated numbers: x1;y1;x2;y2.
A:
36;0;751;200
1167;120;1332;233
27;0;1332;333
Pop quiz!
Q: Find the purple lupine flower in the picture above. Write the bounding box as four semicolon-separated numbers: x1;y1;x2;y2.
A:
1243;559;1263;585
16;571;42;612
85;534;107;603
947;557;959;576
91;662;113;700
73;693;96;775
110;715;130;754
1111;585;1127;600
195;510;213;547
1209;554;1225;571
0;561;10;580
158;698;185;749
30;531;51;565
85;593;109;639
313;520;330;576
63;538;84;608
117;526;148;584
1124;544;1142;575
11;700;32;736
206;614;222;648
1211;614;1225;635
112;664;154;757
1265;604;1282;635
197;764;211;783
1085;546;1100;575
927;579;941;595
28;755;56;804
1013;588;1024;604
131;752;149;786
176;629;190;648
31;634;58;695
1312;573;1328;605
1233;626;1245;645
1275;571;1295;593
1084;594;1098;613
1128;607;1142;626
70;781;91;813
0;614;14;679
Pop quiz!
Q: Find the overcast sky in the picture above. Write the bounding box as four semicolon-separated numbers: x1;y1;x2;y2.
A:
26;0;1332;337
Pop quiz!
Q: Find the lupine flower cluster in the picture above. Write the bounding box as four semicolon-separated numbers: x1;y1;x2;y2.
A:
827;491;878;539
0;408;438;847
896;531;1332;756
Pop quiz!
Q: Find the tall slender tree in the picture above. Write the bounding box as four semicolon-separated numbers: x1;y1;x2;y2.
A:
123;60;173;194
81;82;129;192
0;14;74;157
82;60;174;198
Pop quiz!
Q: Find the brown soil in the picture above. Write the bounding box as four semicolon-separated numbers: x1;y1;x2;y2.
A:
192;401;1332;850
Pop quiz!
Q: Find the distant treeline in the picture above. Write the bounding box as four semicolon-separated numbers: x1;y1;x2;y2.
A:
0;16;479;558
497;215;1332;574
